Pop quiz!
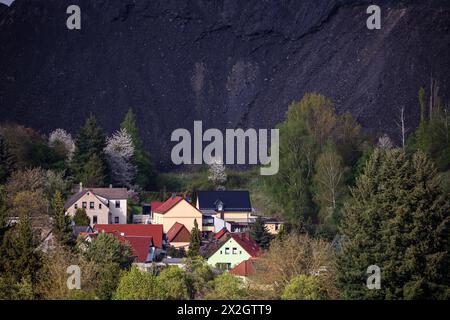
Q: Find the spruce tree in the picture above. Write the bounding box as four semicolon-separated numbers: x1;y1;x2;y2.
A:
121;109;156;189
1;214;41;291
337;148;450;299
72;114;108;186
77;154;107;187
188;219;202;258
251;216;273;249
0;134;15;184
51;191;73;247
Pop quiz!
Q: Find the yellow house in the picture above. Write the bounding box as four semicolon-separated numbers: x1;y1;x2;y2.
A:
152;196;203;233
263;218;284;235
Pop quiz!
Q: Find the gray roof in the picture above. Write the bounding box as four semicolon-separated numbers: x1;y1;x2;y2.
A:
197;190;252;212
64;188;128;209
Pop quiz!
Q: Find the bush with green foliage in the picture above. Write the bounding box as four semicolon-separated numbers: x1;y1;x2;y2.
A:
73;208;90;226
282;275;325;300
205;273;248;300
113;267;158;300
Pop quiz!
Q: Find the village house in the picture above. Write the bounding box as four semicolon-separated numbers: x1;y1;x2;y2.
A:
64;184;128;226
166;222;191;250
229;257;258;282
262;217;284;235
94;224;164;265
151;196;203;233
196;190;257;233
206;233;260;270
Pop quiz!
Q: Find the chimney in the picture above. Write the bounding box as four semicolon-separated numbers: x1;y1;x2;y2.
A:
109;184;113;188
171;192;177;198
79;182;83;192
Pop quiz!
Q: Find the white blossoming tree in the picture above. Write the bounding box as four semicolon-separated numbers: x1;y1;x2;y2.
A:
208;157;227;189
48;128;75;161
104;128;136;187
378;134;395;150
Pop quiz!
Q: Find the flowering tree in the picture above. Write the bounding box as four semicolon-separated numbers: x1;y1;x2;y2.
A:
48;129;75;161
208;157;227;188
377;134;394;149
104;129;136;187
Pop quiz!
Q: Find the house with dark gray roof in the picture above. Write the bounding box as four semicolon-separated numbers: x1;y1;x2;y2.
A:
196;191;256;232
64;184;128;226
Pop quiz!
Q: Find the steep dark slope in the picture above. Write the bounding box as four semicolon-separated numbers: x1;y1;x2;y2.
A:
0;0;449;167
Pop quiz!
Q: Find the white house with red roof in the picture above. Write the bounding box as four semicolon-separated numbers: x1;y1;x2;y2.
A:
206;233;260;270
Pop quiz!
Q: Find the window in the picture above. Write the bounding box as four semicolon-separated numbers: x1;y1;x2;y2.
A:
224;247;230;255
74;203;78;209
115;217;119;224
99;204;102;209
115;200;120;208
82;202;87;209
232;247;237;255
220;250;222;254
90;202;94;209
93;216;98;224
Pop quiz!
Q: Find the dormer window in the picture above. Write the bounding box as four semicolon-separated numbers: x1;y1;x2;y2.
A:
216;200;224;212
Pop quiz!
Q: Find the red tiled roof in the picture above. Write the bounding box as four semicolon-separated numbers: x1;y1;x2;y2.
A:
213;228;229;240
153;196;184;214
119;235;154;263
231;234;260;257
229;258;257;277
167;222;190;242
94;224;163;248
151;201;164;211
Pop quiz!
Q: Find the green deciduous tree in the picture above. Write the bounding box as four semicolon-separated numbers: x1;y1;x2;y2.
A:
337;149;450;299
113;266;158;300
156;266;189;300
408;85;450;171
265;93;362;230
313;143;347;226
188;219;202;257
205;272;248;300
281;274;325;300
83;232;135;299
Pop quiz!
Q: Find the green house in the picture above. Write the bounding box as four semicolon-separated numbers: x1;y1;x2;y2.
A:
207;234;260;270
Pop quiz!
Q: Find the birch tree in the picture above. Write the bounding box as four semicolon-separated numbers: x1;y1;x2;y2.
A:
313;144;346;223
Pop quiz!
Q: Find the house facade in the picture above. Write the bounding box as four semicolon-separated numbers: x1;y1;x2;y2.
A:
207;233;260;270
64;186;128;226
152;196;203;233
166;222;191;249
196;191;256;233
